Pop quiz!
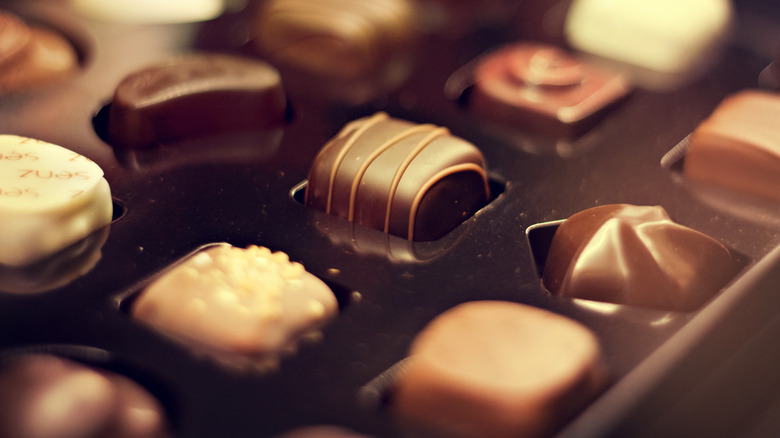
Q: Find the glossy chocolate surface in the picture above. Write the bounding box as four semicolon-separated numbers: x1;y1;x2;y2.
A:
107;53;286;150
0;1;779;438
305;112;490;242
0;10;79;93
542;204;740;311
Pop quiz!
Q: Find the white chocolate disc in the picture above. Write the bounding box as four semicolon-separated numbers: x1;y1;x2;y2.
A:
0;135;112;267
69;0;227;24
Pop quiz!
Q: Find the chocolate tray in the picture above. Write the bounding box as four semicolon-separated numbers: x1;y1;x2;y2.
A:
1;0;780;437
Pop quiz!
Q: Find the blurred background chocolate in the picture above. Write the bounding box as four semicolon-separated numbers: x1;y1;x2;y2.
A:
468;43;631;138
683;90;780;203
563;0;734;90
0;354;171;438
251;0;417;104
0;10;79;93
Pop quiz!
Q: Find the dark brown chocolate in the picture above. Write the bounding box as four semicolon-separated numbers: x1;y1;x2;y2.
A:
393;301;606;438
469;43;631;137
0;11;79;93
0;354;170;438
107;53;287;149
683;90;780;202
542;204;739;311
305;112;490;242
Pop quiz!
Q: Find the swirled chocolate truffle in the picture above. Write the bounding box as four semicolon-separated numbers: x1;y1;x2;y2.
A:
393;301;606;438
683;90;780;203
469;42;630;137
0;10;79;93
305;112;490;242
0;354;170;438
542;204;739;311
107;53;286;149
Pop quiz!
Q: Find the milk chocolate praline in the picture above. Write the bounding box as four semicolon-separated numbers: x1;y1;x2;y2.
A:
542;204;739;311
304;112;490;242
683;90;780;203
393;301;606;438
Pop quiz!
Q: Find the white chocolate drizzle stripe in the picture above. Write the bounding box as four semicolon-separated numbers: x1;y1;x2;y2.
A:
348;124;438;222
407;163;489;241
325;112;388;214
383;127;450;234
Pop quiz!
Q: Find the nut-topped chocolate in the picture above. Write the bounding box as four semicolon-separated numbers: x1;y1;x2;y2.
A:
469;43;631;138
683;90;780;203
305;112;490;242
542;204;739;311
131;244;338;370
107;53;287;150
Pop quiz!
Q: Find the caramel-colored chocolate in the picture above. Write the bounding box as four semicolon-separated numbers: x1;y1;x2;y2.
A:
305;112;490;242
542;204;739;311
470;43;630;137
393;301;606;438
0;354;170;438
132;244;338;369
0;11;79;93
253;0;415;80
683;90;780;203
107;53;286;149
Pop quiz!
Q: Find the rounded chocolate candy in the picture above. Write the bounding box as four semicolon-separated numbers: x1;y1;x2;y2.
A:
304;112;490;242
542;204;739;311
0;354;170;438
393;300;606;438
253;0;415;80
683;90;780;203
470;43;630;138
0;10;79;93
0;135;112;267
107;53;287;149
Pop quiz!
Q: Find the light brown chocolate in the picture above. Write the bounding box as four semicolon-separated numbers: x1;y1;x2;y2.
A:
393;301;606;438
542;204;739;311
253;0;415;80
0;11;79;93
305;112;490;242
0;354;170;438
683;90;780;202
